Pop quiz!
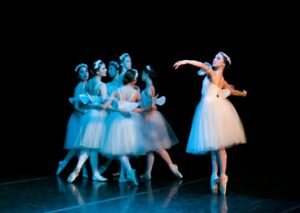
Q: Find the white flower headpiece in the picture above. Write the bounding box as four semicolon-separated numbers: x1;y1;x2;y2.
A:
75;63;88;72
219;52;231;65
119;53;130;62
94;59;103;70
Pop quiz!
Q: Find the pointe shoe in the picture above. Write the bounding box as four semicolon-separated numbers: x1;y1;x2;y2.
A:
92;173;108;182
56;161;66;176
118;169;127;182
128;169;139;186
169;164;183;179
140;173;151;180
118;176;130;183
210;175;219;194
67;168;80;183
219;175;228;195
82;167;89;178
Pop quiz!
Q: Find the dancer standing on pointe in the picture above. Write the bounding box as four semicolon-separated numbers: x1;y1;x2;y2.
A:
174;52;247;194
139;65;183;180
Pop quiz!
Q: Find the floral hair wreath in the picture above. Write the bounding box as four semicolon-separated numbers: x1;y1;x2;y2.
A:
119;53;130;62
94;60;103;70
75;63;88;72
219;52;231;65
146;65;152;71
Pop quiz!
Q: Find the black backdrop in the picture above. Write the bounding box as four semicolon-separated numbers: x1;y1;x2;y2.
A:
2;6;294;180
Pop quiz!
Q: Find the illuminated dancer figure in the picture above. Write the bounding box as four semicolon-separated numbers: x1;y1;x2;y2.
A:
67;59;109;183
100;69;149;185
106;61;122;96
140;65;183;180
99;53;134;181
56;63;89;178
174;52;247;194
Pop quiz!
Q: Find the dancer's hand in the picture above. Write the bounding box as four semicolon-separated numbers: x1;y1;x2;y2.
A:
173;60;187;69
242;90;247;97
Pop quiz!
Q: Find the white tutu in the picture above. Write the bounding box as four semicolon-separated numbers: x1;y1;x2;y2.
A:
100;110;149;157
75;109;107;150
64;82;87;149
142;111;179;150
186;77;246;154
64;112;83;150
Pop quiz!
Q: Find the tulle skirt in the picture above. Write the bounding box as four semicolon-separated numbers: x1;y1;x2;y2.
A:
100;111;149;157
75;109;107;150
64;112;83;150
142;111;178;150
186;96;246;154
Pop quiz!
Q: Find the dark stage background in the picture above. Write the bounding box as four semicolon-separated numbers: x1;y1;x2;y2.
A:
2;7;295;182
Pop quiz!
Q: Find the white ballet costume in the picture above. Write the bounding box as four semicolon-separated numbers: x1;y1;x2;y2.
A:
141;90;179;150
100;88;149;158
64;82;87;150
186;76;246;154
75;78;107;150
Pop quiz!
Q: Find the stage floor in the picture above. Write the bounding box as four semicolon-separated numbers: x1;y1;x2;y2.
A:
1;171;299;212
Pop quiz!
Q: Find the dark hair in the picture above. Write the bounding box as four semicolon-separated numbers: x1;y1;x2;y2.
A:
123;69;137;85
75;63;88;72
219;52;231;70
223;58;231;70
143;65;156;79
109;61;120;71
119;53;130;64
91;59;104;75
74;63;88;78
